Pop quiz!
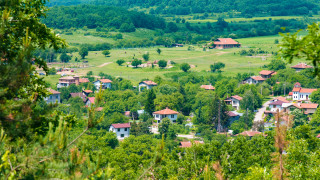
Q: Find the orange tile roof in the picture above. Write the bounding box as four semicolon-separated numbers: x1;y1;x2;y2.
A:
200;85;215;90
294;82;301;87
214;38;240;45
231;95;242;101
292;87;301;92
153;107;179;115
239;131;262;137
291;63;313;69
141;80;157;86
79;78;90;83
100;79;112;83
274;97;290;103
111;123;131;129
299;88;317;93
180;141;204;148
289;92;293;96
48;89;60;95
294;103;318;109
83;90;93;93
88;97;95;104
251;76;265;81
259;70;275;76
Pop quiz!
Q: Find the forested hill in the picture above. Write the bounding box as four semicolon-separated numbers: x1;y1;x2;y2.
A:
43;5;166;30
47;0;319;16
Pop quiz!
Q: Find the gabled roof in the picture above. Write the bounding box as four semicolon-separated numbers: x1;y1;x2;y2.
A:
251;76;265;81
294;103;318;109
99;79;112;83
299;88;317;93
259;70;275;76
140;80;157;86
213;38;240;45
274;97;290;103
231;95;242;101
291;63;313;69
292;87;301;92
111;123;131;129
87;97;95;104
59;76;75;80
48;89;60;95
294;82;301;87
200;85;215;90
153;107;179;115
83;90;93;93
70;92;87;102
228;111;239;117
289;92;293;96
79;78;90;83
269;100;285;106
238;131;262;137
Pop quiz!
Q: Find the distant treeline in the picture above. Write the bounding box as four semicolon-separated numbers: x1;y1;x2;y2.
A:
47;0;319;16
43;5;166;31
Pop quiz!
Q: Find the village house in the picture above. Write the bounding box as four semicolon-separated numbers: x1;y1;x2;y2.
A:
70;92;87;102
291;82;317;101
139;80;157;92
85;97;95;107
269;100;285;112
153;107;179;124
79;78;90;84
293;103;318;115
259;70;277;79
109;123;131;139
57;76;79;89
94;79;112;90
291;63;313;72
200;84;215;90
45;89;61;104
225;95;242;110
270;96;290;103
211;38;241;49
238;131;263;137
243;76;265;84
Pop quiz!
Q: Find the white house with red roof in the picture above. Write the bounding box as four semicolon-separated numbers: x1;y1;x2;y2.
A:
94;79;112;90
269;100;285;112
153;107;179;124
85;97;95;107
291;82;317;101
243;76;265;84
45;89;61;104
291;63;313;72
225;95;242;110
139;80;157;92
259;70;277;79
200;85;215;90
212;38;241;49
109;123;131;139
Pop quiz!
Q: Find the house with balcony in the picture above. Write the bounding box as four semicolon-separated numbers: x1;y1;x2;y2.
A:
109;123;131;139
153;107;179;124
291;82;317;101
57;76;79;89
291;63;313;72
243;76;265;84
225;95;242;110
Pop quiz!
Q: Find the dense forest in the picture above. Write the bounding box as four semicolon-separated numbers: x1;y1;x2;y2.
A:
47;0;320;17
43;5;166;30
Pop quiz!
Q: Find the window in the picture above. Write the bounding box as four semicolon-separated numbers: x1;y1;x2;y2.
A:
171;115;175;118
117;128;120;132
172;120;176;123
121;134;124;138
273;105;276;108
124;128;127;131
56;95;58;99
50;96;52;99
158;120;161;123
156;115;159;118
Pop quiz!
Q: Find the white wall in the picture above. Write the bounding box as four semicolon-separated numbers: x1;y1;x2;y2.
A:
153;114;177;124
109;126;130;139
45;94;60;104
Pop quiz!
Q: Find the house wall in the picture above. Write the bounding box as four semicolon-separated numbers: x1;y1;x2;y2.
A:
109;126;130;139
153;114;177;124
139;83;154;92
305;108;316;114
269;104;282;112
231;99;240;109
45;94;60;104
245;78;257;84
292;91;299;100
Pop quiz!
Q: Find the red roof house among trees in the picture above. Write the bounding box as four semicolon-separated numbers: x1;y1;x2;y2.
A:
291;63;313;72
212;38;241;49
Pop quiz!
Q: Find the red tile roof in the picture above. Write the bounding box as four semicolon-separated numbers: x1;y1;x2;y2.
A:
291;63;313;69
317;134;320;138
88;97;95;104
214;38;240;45
124;111;131;116
83;90;93;93
48;89;60;94
251;76;265;81
79;78;90;83
299;88;317;93
70;92;87;102
259;70;275;76
231;95;242;101
269;100;285;106
274;97;290;103
294;103;318;109
100;79;112;83
292;87;301;92
141;80;157;86
111;123;131;129
294;82;301;87
239;131;262;137
289;92;293;96
59;76;75;80
228;111;238;117
180;141;204;148
153;107;179;115
200;85;215;90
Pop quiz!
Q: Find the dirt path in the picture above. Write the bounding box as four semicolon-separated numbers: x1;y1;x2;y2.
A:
98;62;112;67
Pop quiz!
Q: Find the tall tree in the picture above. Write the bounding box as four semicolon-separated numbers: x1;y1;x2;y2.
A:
145;89;156;116
79;46;88;59
209;95;229;132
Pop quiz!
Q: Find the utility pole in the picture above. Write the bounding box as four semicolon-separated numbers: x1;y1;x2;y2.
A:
283;83;286;96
